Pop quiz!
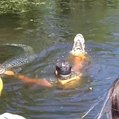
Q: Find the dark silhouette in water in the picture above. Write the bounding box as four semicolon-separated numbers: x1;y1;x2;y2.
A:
0;33;88;95
109;78;119;119
96;78;119;119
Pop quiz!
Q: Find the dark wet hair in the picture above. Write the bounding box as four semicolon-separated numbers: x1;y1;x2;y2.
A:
56;60;72;76
110;78;119;119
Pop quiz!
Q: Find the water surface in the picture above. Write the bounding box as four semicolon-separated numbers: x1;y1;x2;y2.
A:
0;1;119;119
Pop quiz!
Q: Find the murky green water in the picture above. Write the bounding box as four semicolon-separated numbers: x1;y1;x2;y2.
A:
0;0;119;119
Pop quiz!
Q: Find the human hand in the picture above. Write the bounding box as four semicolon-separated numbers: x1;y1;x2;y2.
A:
4;70;15;76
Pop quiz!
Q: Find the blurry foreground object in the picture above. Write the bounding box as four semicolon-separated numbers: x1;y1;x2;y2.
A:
0;113;26;119
0;77;3;96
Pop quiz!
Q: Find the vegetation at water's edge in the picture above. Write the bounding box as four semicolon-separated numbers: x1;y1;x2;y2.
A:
0;0;45;15
0;0;118;15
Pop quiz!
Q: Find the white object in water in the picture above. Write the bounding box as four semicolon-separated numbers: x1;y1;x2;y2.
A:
70;33;87;56
0;113;26;119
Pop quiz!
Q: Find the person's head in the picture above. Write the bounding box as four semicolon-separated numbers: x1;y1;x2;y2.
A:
0;77;3;96
109;78;119;119
55;60;72;80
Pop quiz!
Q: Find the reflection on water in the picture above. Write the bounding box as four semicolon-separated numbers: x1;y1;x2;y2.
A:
0;0;119;119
